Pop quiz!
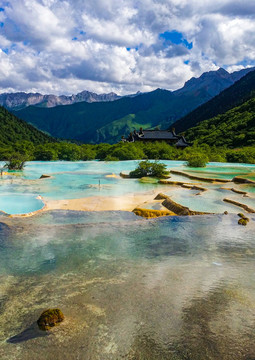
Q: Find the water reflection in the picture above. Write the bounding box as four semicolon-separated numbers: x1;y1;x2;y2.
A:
0;211;255;359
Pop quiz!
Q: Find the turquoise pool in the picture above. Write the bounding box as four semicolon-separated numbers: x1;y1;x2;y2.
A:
0;160;254;214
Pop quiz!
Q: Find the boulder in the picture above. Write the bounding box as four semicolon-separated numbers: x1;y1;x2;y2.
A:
37;308;64;331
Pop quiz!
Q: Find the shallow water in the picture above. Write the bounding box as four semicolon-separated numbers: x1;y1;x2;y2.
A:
0;211;255;359
0;160;255;214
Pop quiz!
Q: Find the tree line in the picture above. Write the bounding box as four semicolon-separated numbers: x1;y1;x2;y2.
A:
1;140;255;167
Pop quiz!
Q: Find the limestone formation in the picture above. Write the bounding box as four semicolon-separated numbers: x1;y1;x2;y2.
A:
39;174;52;179
132;208;174;218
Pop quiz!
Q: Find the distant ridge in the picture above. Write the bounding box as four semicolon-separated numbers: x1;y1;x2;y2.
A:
172;69;255;133
11;67;255;143
0;90;121;110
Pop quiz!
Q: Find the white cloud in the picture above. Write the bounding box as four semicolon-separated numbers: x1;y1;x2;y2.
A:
0;0;254;95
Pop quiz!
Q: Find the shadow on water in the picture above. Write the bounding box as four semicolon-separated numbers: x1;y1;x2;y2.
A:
172;284;255;360
126;284;255;360
7;322;49;344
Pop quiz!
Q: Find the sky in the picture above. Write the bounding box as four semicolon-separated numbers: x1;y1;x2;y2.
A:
0;0;255;95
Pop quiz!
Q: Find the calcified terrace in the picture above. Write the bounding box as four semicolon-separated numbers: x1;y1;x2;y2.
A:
0;160;254;217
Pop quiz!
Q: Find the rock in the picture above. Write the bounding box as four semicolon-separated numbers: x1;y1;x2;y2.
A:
237;212;249;225
224;211;228;215
223;198;255;213
37;308;64;331
238;218;248;226
231;188;247;195
154;193;169;200
119;171;130;178
170;170;231;183
238;213;249;222
162;196;212;216
238;213;245;218
39;174;52;179
232;176;255;184
133;208;174;218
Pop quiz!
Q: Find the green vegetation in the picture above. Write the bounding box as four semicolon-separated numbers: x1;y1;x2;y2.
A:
13;83;230;144
1;140;255;164
185;97;255;148
173;69;255;133
129;160;170;178
186;153;208;167
0;105;55;145
4;153;27;170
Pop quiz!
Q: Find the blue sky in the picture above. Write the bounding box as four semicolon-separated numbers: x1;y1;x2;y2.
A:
0;0;254;95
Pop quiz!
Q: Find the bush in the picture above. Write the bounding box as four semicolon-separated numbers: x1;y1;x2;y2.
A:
4;153;27;170
129;160;170;178
186;154;208;167
104;155;119;161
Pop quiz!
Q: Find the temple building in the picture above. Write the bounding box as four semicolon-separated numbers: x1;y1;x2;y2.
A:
124;128;191;148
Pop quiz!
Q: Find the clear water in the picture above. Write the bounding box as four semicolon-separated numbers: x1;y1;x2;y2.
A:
0;211;255;359
0;161;255;214
0;194;44;215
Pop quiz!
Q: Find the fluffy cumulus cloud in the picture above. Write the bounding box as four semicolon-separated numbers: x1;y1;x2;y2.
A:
0;0;255;95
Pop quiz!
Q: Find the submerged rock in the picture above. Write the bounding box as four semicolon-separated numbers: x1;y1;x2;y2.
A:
37;308;64;331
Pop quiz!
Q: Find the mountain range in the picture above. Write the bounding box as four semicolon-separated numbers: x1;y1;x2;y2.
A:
5;66;255;144
172;68;255;133
0;90;121;110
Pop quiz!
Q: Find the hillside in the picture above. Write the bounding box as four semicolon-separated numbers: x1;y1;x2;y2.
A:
172;69;255;133
185;96;255;148
13;89;176;143
0;106;55;145
12;67;254;143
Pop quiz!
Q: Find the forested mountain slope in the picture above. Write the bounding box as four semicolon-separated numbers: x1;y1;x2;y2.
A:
0;106;55;145
13;68;255;143
172;70;255;133
185;96;255;148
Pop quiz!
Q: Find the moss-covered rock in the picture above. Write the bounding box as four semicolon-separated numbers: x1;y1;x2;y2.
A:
238;213;245;218
133;208;174;218
37;308;64;331
237;213;249;225
238;218;248;226
139;177;159;184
